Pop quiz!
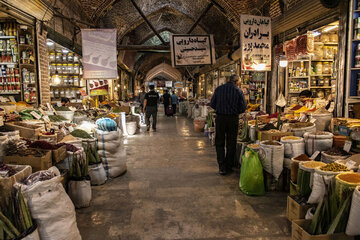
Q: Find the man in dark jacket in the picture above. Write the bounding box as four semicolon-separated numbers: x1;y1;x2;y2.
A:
210;75;246;175
143;85;159;132
163;89;171;116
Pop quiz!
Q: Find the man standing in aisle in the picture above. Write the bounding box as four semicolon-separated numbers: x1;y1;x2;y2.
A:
210;75;246;175
143;85;159;132
163;89;172;116
171;91;178;115
139;86;146;124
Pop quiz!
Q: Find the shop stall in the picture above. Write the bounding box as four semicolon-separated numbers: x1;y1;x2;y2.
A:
47;39;85;104
0;19;38;104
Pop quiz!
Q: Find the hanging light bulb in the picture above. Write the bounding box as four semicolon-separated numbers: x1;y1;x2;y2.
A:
54;70;61;85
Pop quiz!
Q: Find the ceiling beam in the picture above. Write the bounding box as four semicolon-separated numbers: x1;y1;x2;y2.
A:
187;2;213;34
118;44;234;51
129;0;167;45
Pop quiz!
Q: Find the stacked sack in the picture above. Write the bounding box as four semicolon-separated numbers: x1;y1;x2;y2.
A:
95;118;127;178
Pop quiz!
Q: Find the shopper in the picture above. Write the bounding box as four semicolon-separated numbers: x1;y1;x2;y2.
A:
138;86;146;124
171;92;178;115
143;85;159;132
210;75;246;175
61;97;70;107
163;89;172;116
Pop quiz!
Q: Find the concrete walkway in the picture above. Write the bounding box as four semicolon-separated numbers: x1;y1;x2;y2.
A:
76;114;291;240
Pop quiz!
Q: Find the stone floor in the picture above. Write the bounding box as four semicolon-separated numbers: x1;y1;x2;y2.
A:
76;113;291;240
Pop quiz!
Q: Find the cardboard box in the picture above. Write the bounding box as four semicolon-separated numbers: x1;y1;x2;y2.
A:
52;145;67;163
5;122;43;140
259;130;294;141
292;219;354;240
286;196;314;221
117;106;130;114
4;150;52;172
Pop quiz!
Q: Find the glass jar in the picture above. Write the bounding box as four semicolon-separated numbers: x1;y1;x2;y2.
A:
316;62;323;75
62;54;67;62
311;77;317;86
317;77;325;86
67;63;74;74
323;62;331;74
73;64;79;74
73;76;79;86
68;76;74;85
60;89;65;97
65;89;70;98
63;75;68;85
54;89;59;98
68;52;74;62
49;52;55;62
62;64;67;74
330;33;338;43
56;63;62;74
55;52;62;62
50;63;56;75
73;54;79;62
324;77;330;86
71;89;76;98
321;34;330;43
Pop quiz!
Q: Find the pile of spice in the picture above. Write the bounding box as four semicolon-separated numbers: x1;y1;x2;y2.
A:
0;163;16;177
49;115;67;122
294;154;310;161
28;141;59;150
323;147;351;156
290;105;303;111
301;161;326;169
260;123;277;131
248;144;260;148
262;140;281;146
54;106;71;111
70;129;92;139
282;136;302;141
320;162;349;172
337;173;360;183
55;143;78;152
291;122;314;128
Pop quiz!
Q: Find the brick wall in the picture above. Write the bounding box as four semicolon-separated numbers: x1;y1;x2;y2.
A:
36;21;51;104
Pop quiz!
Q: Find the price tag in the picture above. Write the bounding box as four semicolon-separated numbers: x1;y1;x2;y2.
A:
38;108;46;116
30;111;42;120
9;96;15;102
310;151;320;160
0;97;7;103
43;115;50;123
343;140;352;152
61;127;67;136
310;118;317;123
69;106;76;111
346;160;356;169
46;103;52;110
83;105;87;111
68;126;74;133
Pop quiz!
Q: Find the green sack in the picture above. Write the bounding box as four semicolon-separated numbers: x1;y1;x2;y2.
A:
239;148;265;196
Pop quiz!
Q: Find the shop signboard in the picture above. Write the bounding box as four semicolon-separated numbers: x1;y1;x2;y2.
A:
89;79;109;96
240;15;271;71
170;34;216;67
174;81;183;88
165;81;173;88
81;29;117;79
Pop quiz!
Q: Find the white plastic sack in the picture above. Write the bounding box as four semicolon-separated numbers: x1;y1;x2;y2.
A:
307;171;338;204
305;207;315;220
259;141;284;180
88;163;106;185
56;148;85;170
120;112;128;136
68;180;91;208
280;137;305;158
346;186;360;236
22;227;40;240
304;132;333;156
96;129;127;178
126;122;137;135
18;167;81;240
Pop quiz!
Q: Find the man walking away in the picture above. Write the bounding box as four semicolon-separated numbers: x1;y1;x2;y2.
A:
163;90;171;116
210;75;246;175
139;86;146;124
143;85;159;132
171;92;178;115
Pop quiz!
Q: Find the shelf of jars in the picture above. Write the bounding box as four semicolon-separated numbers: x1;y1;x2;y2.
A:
0;22;37;103
47;39;85;103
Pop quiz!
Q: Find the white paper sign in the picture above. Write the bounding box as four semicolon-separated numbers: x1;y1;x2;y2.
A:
82;29;117;79
170;34;216;67
310;151;320;160
30;111;42;120
9;96;15;102
346;160;356;169
343;140;352;152
240;15;271;71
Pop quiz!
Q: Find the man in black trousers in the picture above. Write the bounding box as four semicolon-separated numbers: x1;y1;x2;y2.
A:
210;75;246;175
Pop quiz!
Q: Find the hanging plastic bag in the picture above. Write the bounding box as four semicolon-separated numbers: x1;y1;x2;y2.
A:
239;148;265;196
275;93;287;108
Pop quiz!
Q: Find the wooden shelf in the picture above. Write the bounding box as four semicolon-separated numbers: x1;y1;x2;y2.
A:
20;63;35;68
50;85;83;88
310;86;332;88
0;62;17;65
311;59;334;62
351;68;360;70
0;36;16;39
0;91;21;94
19;44;34;48
288;60;310;62
311;74;332;77
289;76;309;79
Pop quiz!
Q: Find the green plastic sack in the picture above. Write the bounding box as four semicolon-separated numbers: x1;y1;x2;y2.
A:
239;148;265;196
